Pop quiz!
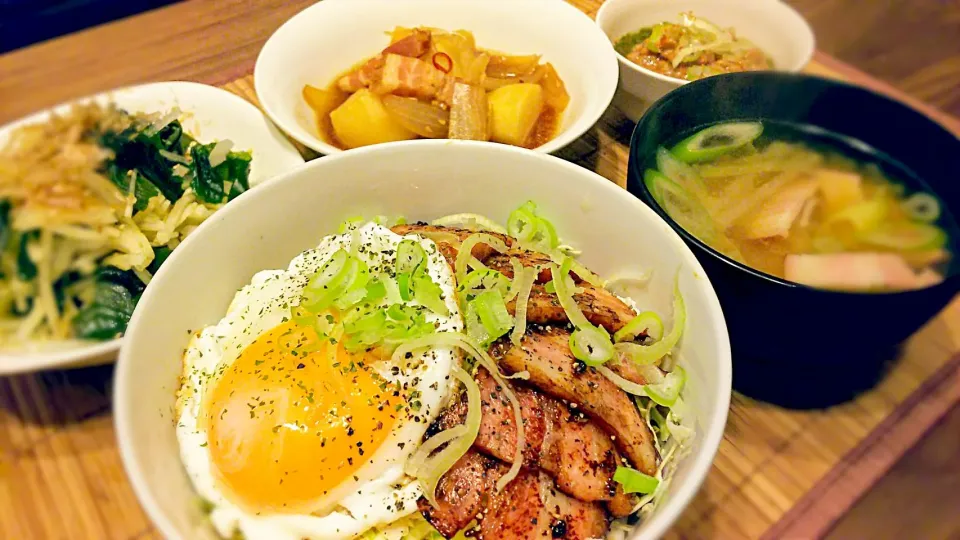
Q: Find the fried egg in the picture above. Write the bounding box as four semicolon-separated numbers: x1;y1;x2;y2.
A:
176;223;461;539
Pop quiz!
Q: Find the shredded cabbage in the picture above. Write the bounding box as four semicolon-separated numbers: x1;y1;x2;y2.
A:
617;271;686;365
508;266;536;345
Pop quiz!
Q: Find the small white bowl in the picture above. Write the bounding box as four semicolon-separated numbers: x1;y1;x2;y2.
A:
0;81;305;375
597;0;815;121
254;0;619;155
115;140;732;540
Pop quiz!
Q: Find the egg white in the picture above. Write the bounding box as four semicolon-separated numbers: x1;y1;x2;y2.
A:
176;223;462;539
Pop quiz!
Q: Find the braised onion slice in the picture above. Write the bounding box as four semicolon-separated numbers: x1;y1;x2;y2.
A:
382;95;450;138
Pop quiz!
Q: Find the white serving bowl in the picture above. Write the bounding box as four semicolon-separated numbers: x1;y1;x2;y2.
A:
254;0;619;155
596;0;815;121
115;140;732;540
0;81;305;375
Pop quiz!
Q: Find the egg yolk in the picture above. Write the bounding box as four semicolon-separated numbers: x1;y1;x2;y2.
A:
204;321;400;513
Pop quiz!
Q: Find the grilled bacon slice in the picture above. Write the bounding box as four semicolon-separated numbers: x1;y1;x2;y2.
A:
485;249;557;283
337;29;432;93
505;281;639;334
419;451;503;537
431;368;637;516
480;469;609;540
491;327;658;475
391;223;513;266
419;450;608;539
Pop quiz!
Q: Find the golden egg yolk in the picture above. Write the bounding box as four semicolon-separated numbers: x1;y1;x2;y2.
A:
204;321;400;513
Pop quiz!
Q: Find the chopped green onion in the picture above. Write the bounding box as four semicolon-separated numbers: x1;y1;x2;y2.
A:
381;275;402;305
301;249;350;312
291;304;315;328
397;272;412;301
464;300;490;346
508;201;558;251
455;233;509;282
338;215;364;233
290;305;334;344
656;146;709;200
333;258;370;310
901;192;941;223
349;226;362;258
372;215;406;227
397;239;427;275
614;311;665;343
413;272;449;315
507;205;538;243
617;271;686;365
671;122;763;163
472;290;513;344
343;308;386;334
569;326;615;366
364;279;387;302
386;303;416;322
643;366;687;407
613;466;660;494
342;309;389;352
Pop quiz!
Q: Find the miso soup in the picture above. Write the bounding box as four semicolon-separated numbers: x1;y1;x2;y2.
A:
644;121;952;292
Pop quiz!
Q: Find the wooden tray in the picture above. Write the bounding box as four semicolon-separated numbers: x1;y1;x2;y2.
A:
2;1;960;538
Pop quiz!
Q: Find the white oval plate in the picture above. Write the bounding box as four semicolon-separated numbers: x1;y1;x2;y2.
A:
254;0;619;155
0;81;305;375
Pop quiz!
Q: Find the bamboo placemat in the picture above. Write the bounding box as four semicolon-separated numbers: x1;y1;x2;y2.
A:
3;1;960;539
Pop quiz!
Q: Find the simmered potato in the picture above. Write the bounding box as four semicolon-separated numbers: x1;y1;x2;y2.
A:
330;89;416;148
303;85;347;145
487;83;544;147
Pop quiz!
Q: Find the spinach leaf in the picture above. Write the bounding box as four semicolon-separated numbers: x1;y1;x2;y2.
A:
95;266;146;297
226;151;252;200
190;143;226;204
157;120;183;150
102;162;163;212
99;127;185;202
72;281;136;340
16;230;39;280
177;130;197;155
147;246;172;275
52;271;83;312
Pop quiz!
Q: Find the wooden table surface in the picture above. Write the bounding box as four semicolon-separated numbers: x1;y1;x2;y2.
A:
1;1;959;539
